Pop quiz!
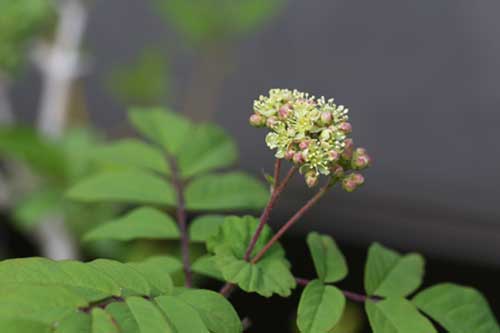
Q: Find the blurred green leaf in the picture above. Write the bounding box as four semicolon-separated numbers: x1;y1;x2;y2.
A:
54;312;90;333
127;256;178;296
365;298;436;333
364;243;424;297
108;48;169;106
192;255;224;281
67;171;176;206
307;232;348;283
178;124;237;179
91;139;170;175
13;188;62;228
84;207;179;242
185;172;269;211
413;283;500;333
297;280;345;333
128;107;191;156
153;0;286;45
189;215;225;242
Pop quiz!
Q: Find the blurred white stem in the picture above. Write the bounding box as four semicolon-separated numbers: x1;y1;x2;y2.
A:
0;74;13;208
34;0;88;260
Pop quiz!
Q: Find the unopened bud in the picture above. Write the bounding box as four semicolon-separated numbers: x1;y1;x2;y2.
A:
278;105;290;119
249;114;265;127
342;179;357;192
292;152;305;164
351;173;365;185
342;138;354;160
284;149;295;160
331;165;344;178
299;140;310;150
351;148;372;170
339;122;352;134
320;111;333;125
266;116;278;128
329;150;340;161
305;171;319;188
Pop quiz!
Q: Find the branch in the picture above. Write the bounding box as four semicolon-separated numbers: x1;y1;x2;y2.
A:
243;163;296;261
295;277;381;303
251;182;331;264
167;155;192;288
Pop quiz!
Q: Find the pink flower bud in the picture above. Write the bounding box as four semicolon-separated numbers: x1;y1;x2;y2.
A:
278;105;290;119
342;139;354;160
351;148;372;170
305;172;319;188
339;122;352;134
329;150;339;161
331;165;344;178
342;179;357;192
266;116;278;128
299;140;310;150
320;111;333;125
351;173;365;185
292;152;305;164
249;114;265;127
285;149;295;160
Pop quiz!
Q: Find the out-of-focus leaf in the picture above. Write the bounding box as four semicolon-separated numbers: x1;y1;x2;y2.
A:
178;124;237;178
91;308;118;333
153;0;286;45
67;171;176;206
189;215;225;242
185;172;268;211
192;255;224;281
108;48;169;106
127;256;177;296
91;139;170;175
54;312;90;333
84;207;180;242
128;107;191;156
13;188;62;228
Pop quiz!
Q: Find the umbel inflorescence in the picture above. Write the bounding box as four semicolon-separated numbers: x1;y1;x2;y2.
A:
250;88;371;190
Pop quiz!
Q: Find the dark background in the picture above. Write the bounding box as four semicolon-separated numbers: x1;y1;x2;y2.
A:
8;0;500;331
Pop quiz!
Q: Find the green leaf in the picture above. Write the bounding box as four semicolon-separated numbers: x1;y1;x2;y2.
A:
128;107;191;155
106;303;139;333
365;298;436;333
107;48;169;106
364;243;424;297
88;259;151;297
185;172;269;211
0;258;120;301
92;139;170;175
297;280;346;333
91;308;118;333
13;188;62;228
178;124;237;178
189;215;225;242
207;216;295;297
84;207;180;242
126;296;174;333
127;256;177;296
54;312;91;333
173;289;242;333
191;255;224;281
67;171;176;206
0;126;65;178
413;283;500;333
306;232;348;283
0;318;50;333
156;295;209;333
0;285;88;324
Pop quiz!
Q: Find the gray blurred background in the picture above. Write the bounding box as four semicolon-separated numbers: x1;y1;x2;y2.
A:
11;0;500;267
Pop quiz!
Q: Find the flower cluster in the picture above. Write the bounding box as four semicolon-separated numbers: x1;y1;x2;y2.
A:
250;89;371;190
